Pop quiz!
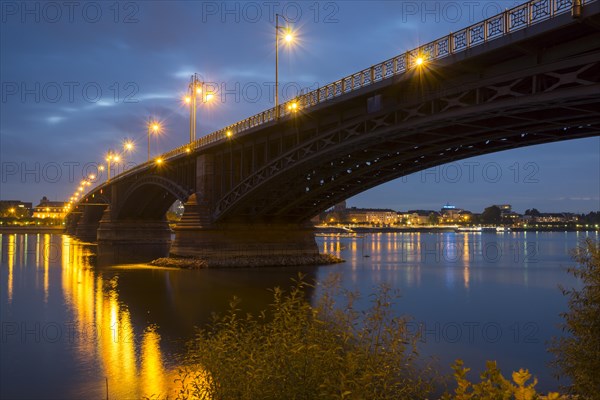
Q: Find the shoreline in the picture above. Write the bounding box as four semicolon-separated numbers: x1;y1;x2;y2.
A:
0;226;596;236
316;226;599;233
150;253;344;269
0;226;65;234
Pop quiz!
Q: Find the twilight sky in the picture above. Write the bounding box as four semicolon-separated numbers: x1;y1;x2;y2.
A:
1;1;598;213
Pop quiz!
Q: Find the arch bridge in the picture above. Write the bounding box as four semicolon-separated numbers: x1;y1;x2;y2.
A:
66;0;600;260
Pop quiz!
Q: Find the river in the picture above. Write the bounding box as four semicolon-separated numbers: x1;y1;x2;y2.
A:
1;231;597;399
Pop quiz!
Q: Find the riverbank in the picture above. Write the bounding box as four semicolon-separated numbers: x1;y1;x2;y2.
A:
316;226;599;234
150;253;344;269
0;226;65;234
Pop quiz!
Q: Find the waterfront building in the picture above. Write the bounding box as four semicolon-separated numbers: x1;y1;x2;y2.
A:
401;210;440;225
0;200;33;218
501;211;522;223
326;202;399;225
536;213;578;223
494;204;512;212
345;207;399;225
32;196;67;219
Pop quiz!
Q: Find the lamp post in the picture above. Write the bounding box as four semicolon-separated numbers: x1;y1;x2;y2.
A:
186;73;202;143
106;152;112;181
106;151;120;181
275;13;294;119
121;140;134;172
147;121;161;161
186;74;214;144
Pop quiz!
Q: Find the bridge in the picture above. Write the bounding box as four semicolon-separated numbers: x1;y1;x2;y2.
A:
66;0;600;261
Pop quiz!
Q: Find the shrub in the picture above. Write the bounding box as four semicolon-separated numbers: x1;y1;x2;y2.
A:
550;238;600;398
174;275;434;400
442;360;567;400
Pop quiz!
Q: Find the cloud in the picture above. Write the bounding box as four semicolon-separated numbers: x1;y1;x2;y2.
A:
46;116;66;124
557;197;599;202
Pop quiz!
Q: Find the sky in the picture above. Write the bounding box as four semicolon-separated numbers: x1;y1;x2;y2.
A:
1;0;598;214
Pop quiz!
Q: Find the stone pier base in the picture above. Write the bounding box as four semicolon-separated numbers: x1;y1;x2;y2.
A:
73;205;106;242
75;222;101;242
97;218;173;265
65;213;81;236
170;223;319;260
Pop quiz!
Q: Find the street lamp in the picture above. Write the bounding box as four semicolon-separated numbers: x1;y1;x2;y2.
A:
105;151;120;181
287;101;299;112
187;73;201;143
147;121;161;161
186;74;215;144
275;13;294;119
123;139;134;152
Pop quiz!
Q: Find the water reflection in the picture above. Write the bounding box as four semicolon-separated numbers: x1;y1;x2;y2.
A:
1;231;599;398
463;234;470;290
1;233;319;399
58;236;174;398
7;234;14;304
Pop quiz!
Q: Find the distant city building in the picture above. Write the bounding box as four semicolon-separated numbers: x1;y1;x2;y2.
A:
437;204;476;224
502;211;522;222
494;204;512;212
32;196;67;219
401;210;440;225
345;207;398;225
536;213;578;223
562;213;581;222
0;200;33;218
494;204;515;221
326;203;398;225
440;204;465;223
441;204;457;211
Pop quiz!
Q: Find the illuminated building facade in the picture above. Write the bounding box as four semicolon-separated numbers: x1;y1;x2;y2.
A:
33;196;67;219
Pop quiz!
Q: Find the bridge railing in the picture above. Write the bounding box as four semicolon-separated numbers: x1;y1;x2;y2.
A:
105;0;596;183
182;0;594;154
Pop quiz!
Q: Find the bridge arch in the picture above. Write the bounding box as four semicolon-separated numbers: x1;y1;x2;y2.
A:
116;175;193;220
214;54;600;223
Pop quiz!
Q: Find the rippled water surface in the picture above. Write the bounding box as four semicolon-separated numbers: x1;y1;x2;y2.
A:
1;231;597;398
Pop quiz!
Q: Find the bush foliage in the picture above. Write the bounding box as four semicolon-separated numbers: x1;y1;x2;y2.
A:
167;239;599;399
174;276;434;399
550;238;600;398
442;360;566;400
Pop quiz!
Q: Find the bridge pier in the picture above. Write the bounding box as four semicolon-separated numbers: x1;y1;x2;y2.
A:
74;205;106;242
96;209;173;264
65;212;81;236
171;193;319;261
170;222;319;260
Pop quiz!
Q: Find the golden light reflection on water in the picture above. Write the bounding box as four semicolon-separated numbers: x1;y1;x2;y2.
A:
322;238;344;254
43;234;50;303
58;236;177;398
7;234;15;304
462;233;470;290
141;326;166;397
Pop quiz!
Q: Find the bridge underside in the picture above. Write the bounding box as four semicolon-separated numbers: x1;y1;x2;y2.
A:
66;5;600;262
228;87;600;223
213;21;600;223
